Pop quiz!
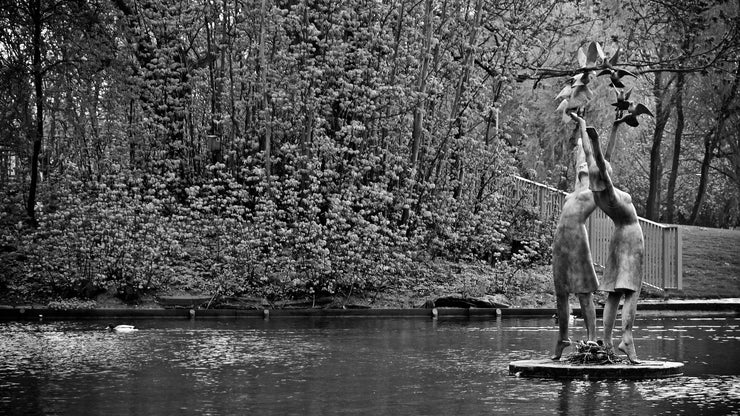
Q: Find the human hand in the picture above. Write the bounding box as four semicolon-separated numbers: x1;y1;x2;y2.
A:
568;111;585;125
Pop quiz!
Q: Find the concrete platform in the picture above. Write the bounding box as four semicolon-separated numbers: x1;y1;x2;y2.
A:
509;359;684;380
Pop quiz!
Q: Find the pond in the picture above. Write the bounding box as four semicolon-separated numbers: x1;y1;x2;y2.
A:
0;316;738;415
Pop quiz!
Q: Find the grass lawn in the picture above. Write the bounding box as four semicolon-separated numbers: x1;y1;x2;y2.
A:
679;225;740;299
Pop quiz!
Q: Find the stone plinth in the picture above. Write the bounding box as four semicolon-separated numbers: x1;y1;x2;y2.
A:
509;359;683;380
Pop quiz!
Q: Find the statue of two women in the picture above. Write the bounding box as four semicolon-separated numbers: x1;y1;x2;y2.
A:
552;113;644;364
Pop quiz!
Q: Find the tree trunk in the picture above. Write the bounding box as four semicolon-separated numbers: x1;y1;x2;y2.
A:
206;7;225;164
379;1;405;149
299;2;314;160
645;71;673;221
401;0;433;226
227;0;239;146
410;0;433;170
128;99;136;167
665;71;685;223
451;0;483;200
258;0;271;193
46;95;57;179
27;0;43;224
690;138;715;225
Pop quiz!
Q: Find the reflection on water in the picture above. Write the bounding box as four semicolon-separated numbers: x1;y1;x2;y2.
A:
0;317;738;415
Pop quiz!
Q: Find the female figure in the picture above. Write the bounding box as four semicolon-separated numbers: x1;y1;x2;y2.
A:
551;124;598;360
576;114;645;363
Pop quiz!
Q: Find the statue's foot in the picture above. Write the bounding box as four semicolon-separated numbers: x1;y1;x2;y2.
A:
618;340;641;364
551;339;572;360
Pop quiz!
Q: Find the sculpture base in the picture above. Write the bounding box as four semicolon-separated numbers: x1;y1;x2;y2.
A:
509;359;683;380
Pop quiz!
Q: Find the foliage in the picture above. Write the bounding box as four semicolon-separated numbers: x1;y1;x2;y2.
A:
0;0;581;303
2;0;737;303
7;154;556;302
566;340;622;365
46;298;97;310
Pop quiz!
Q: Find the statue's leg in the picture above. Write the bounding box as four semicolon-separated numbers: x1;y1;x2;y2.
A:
602;291;622;352
552;292;571;360
618;290;641;364
577;292;596;342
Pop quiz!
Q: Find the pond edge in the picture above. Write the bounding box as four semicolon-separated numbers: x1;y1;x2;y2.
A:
1;302;738;320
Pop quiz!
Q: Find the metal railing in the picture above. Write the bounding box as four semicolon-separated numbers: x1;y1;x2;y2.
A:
511;176;683;290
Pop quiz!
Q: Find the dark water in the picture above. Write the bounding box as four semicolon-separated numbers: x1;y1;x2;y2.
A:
0;316;738;415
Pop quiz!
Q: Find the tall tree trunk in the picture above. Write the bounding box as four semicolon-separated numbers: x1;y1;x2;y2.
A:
689;62;740;224
89;80;102;178
27;0;43;223
258;0;271;193
451;0;483;200
665;71;685;223
645;71;673;220
227;0;239;146
401;0;433;226
380;1;405;149
410;0;433;171
691;137;715;224
205;7;225;164
46;95;57;179
299;1;314;160
128;99;136;167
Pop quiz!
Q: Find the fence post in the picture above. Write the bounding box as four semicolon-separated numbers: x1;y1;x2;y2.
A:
676;227;683;290
662;228;668;290
541;188;546;217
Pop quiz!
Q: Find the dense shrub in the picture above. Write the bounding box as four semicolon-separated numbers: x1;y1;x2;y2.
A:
5;157;552;304
23;174;186;301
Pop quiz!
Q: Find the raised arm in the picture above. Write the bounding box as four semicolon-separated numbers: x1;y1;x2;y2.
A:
568;124;585;189
586;126;615;196
604;120;622;162
569;112;595;166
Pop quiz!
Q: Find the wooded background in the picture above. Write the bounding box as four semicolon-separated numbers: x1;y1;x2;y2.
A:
1;0;738;302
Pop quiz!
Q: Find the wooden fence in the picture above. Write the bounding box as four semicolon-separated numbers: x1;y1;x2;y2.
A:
511;176;683;290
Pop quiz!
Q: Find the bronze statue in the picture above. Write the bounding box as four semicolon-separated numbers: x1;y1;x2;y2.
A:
551;122;599;360
574;113;645;364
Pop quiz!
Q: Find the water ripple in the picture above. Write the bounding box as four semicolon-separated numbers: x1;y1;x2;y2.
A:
0;317;738;415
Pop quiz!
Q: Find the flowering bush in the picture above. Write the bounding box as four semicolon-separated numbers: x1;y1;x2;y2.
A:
24;174;186;300
6;143;551;305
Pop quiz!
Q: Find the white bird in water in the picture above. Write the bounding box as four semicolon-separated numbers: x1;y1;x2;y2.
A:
107;324;139;333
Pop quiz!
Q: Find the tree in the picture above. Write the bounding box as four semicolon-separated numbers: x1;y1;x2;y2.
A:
514;0;740;224
618;0;739;221
689;61;740;223
0;0;116;222
664;69;686;223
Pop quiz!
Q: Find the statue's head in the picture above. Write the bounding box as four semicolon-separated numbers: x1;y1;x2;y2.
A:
577;162;588;176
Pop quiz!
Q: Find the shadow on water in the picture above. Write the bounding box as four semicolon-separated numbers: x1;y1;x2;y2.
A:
0;317;738;415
